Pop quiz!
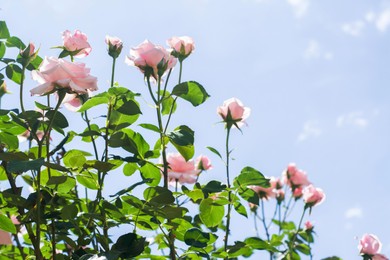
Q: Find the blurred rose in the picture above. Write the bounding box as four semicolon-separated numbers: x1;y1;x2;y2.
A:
105;35;123;58
31;57;98;96
275;189;285;203
196;155;212;171
217;97;251;128
0;230;11;245
283;163;310;188
167;36;195;60
250;177;281;200
292;186;303;199
304;221;313;230
373;254;389;260
359;234;382;255
302;184;325;207
166;153;200;184
126;40;177;80
62;30;91;58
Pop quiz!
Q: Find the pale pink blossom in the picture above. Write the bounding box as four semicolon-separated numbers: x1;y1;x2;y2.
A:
126;40;177;80
62;30;91;58
167;36;195;59
217;98;251;128
166;153;200;184
359;234;383;255
31;57;98;96
283;163;310;188
61;93;83;112
293;187;303;199
196;155;212;171
302;184;325;207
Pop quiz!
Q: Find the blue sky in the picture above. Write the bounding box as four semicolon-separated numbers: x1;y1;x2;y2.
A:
1;0;390;258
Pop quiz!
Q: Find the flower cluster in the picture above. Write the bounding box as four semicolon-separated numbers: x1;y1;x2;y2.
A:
166;153;212;185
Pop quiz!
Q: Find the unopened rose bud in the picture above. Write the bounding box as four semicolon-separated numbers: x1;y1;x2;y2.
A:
19;42;37;66
105;35;123;59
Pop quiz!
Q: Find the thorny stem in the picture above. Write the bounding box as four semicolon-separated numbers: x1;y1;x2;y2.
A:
224;127;232;259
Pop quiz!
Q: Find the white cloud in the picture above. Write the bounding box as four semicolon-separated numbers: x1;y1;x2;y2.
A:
341;21;365;36
297;120;322;142
287;0;310;18
304;40;334;60
337;112;369;128
375;9;390;32
345;207;363;219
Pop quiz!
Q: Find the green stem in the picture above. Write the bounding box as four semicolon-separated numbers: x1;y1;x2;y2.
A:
19;65;27;114
291;207;307;250
178;60;183;84
224;127;232;259
110;57;116;88
260;200;270;241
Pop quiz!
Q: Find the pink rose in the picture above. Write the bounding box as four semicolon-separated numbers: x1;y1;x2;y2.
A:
126;40;177;80
373;255;389;260
61;93;85;112
196;155;212;171
167;36;195;60
283;163;310;188
304;221;313;230
105;35;123;58
275;189;285;203
31;57;98;96
166;153;200;184
62;30;91;58
0;230;11;245
302;184;325;207
250;177;281;200
217;97;251;128
292;186;303;199
359;234;383;255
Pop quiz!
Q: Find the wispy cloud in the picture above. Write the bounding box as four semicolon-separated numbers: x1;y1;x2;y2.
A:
345;207;363;219
304;40;334;60
341;21;365;36
336;112;369;128
342;8;390;36
297;120;322;142
287;0;310;18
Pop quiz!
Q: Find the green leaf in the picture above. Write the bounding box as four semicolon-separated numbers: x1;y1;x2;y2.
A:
63;150;90;168
7;158;44;174
199;198;225;228
61;204;78;220
78;96;109;112
244;237;279;252
296;243;311;255
0;214;16;233
76;172;99;190
161;95;177;115
111;233;146;258
116;99;142;115
0;21;10;39
168;125;194;161
47;175;76;193
172;81;210;106
123;163;138;176
5;64;22;84
144;186;174;205
206;146;222;160
0;132;18;150
233;200;248;218
138;123;160;133
202;181;227;194
46;110;69;129
140;163;161;187
233;167;270;188
6;36;25;49
184;228;210;248
26;55;43;71
0;42;6;59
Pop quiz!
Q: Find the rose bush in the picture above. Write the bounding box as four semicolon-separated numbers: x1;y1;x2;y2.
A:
0;20;386;260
